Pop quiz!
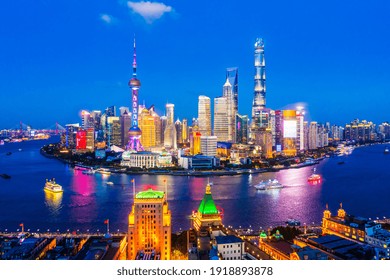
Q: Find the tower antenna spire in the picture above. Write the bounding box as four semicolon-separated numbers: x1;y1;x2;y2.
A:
127;34;144;152
132;34;137;78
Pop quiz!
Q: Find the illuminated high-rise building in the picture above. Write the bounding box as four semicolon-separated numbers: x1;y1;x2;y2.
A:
282;110;297;156
163;103;177;149
120;110;131;148
127;37;144;151
86;127;95;151
224;78;236;141
250;38;269;146
175;119;182;144
91;110;102;131
235;113;248;144
252;38;266;117
160;116;167;145
213;76;236;143
214;96;228;141
128;188;171;260
119;107;130;117
139;108;156;149
105;106;116;117
274;110;283;152
149;106;162;146
81;110;91;129
190;122;201;155
76;129;87;150
200;136;217;157
107;116;121;147
296;107;305;151
198;95;211;136
65;123;80;149
182;118;188;143
309;121;318;150
226;67;238;112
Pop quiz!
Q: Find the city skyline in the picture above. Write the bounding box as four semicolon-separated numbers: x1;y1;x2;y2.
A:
1;0;390;129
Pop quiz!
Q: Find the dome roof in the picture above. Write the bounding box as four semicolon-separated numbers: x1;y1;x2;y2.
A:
197;184;219;215
136;188;165;199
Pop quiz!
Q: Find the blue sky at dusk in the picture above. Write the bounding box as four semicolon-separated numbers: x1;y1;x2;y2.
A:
1;0;389;129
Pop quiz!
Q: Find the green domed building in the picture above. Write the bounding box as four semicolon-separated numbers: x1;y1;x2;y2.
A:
192;183;222;232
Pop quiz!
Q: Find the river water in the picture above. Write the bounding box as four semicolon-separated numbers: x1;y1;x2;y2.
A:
1;138;389;233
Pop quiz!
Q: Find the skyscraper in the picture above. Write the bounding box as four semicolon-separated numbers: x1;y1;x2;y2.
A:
149;106;162;146
107;116;121;147
282;110;297;156
296;107;305;151
81;110;91;129
91;110;102;131
127;37;144;152
182;118;188;143
214;96;229;141
200;136;217;157
139;108;156;149
309;122;318;150
190;121;201;155
119;107;130;117
198;95;211;136
252;38;266;117
160;116;167;145
128;188;171;260
226;67;238;112
175;119;182;144
235;113;248;144
250;38;271;148
120;110;131;148
274;110;283;152
163;103;177;149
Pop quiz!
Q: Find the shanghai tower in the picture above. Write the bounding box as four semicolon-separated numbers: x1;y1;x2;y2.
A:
251;38;266;119
127;37;144;151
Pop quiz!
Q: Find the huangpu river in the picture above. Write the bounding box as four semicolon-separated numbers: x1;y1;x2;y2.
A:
1;137;389;233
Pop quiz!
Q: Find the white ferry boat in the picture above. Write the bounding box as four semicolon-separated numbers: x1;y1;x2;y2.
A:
254;179;284;190
96;168;111;175
44;178;63;193
82;168;95;175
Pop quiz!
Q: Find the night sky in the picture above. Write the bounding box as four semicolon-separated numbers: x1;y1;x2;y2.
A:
1;0;389;129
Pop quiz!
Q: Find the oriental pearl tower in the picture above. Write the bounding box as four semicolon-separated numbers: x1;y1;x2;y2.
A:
127;37;144;151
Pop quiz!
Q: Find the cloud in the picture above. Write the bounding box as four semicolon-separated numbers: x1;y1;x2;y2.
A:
100;14;116;24
127;1;173;23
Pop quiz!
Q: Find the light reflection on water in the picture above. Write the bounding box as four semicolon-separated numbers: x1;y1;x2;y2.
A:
44;190;63;216
1;139;390;232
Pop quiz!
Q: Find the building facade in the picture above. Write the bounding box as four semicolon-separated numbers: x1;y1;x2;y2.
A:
128;188;171;260
200;136;217;157
198;95;211;137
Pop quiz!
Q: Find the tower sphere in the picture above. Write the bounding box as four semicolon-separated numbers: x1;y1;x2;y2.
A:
129;77;141;88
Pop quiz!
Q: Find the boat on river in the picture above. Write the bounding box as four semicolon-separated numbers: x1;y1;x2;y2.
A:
254;179;284;190
308;168;321;184
44;178;63;193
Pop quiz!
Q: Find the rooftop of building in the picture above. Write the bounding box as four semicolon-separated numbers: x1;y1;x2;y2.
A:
294;246;329;260
74;235;126;260
215;235;243;245
327;214;368;230
136;188;165;199
262;239;294;256
197;184;219;215
308;235;373;260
